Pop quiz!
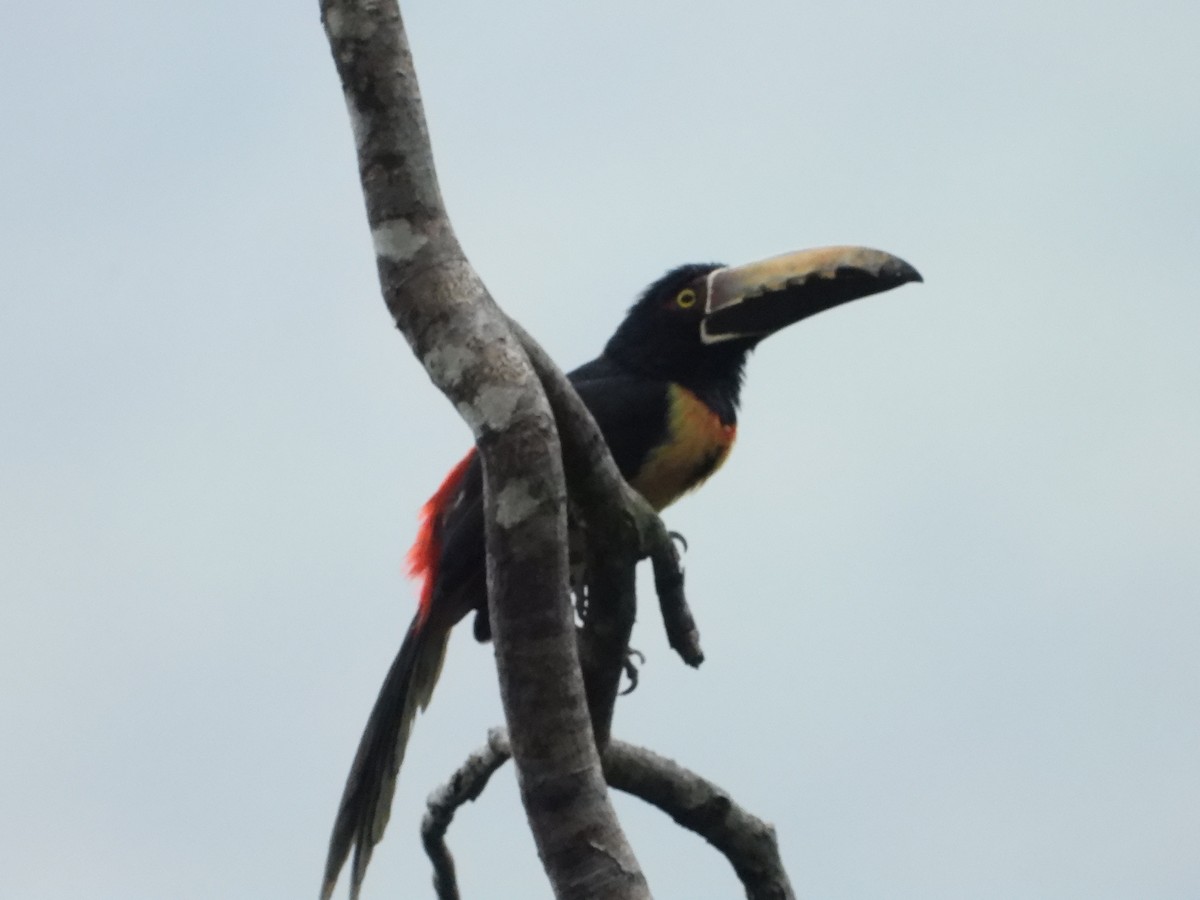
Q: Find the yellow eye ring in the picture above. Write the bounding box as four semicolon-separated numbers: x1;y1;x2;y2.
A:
675;288;698;309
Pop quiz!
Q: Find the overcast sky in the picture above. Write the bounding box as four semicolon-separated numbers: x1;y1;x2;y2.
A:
2;2;1198;898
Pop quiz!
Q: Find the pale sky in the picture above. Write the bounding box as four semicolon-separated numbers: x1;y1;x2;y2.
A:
2;2;1198;898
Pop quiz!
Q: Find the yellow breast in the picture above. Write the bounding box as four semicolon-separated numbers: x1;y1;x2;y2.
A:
630;384;737;511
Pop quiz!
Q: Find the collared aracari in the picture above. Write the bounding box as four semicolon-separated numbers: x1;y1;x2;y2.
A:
322;245;921;899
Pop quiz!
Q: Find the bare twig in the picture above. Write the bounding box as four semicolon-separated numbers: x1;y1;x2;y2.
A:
647;527;703;666
605;741;795;900
319;2;648;897
425;731;793;900
422;729;512;900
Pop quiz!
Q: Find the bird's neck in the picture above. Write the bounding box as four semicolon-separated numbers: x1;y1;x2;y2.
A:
674;364;745;426
605;344;749;426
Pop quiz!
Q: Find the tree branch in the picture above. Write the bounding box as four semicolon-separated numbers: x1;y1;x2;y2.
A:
508;318;703;748
425;731;794;900
647;531;702;667
319;2;648;897
421;729;512;900
605;741;796;900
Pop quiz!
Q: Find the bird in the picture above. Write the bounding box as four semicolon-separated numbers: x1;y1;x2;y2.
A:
321;245;921;899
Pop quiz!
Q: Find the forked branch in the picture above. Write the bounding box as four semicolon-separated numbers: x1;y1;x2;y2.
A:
509;318;704;747
319;1;648;897
423;731;795;900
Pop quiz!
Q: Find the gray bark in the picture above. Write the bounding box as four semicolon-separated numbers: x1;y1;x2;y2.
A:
424;732;796;900
605;742;796;900
507;319;701;748
319;2;649;897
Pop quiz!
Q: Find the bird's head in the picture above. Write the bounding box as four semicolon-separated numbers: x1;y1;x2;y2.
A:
604;245;922;384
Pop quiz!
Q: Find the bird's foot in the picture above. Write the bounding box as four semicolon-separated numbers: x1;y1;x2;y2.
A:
667;530;688;555
620;647;646;695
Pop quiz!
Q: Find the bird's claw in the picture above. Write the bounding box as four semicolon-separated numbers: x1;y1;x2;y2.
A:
667;530;688;554
620;647;646;695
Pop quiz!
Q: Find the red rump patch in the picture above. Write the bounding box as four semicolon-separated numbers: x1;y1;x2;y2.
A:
406;450;475;624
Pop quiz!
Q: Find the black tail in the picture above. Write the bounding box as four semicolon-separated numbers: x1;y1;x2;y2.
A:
321;615;450;900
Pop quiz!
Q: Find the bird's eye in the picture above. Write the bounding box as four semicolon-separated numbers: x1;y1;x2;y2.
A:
675;288;698;309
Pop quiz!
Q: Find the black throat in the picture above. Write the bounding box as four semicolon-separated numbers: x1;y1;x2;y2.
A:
671;345;749;426
603;335;752;427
